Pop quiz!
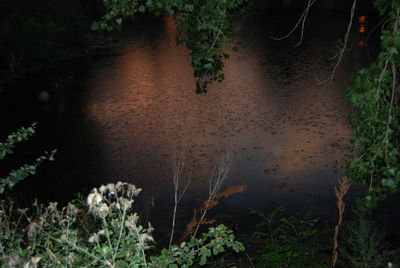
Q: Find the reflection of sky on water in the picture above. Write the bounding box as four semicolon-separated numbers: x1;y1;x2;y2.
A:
83;12;368;230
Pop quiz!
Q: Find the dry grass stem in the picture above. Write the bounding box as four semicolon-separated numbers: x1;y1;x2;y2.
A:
331;176;351;267
181;184;247;241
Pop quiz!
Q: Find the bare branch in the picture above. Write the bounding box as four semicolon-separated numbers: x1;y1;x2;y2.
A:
271;0;318;47
169;141;190;248
193;141;234;238
318;0;357;84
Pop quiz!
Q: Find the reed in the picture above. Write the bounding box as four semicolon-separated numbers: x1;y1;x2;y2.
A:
331;176;351;267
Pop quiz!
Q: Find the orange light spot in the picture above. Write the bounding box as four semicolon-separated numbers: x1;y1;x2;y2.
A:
357;40;365;47
358;15;367;24
359;25;366;33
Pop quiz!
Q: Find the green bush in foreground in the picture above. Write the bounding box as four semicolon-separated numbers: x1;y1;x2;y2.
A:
0;125;244;267
340;210;395;268
250;207;329;268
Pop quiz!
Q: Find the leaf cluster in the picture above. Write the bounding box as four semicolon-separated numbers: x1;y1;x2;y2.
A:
250;207;329;268
92;0;248;93
0;124;56;195
346;1;400;210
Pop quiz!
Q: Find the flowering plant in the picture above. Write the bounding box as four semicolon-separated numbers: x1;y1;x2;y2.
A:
0;182;244;267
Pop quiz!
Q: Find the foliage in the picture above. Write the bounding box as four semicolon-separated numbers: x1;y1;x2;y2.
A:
346;1;400;210
250;206;329;268
0;182;244;267
339;209;395;268
92;0;248;93
0;124;56;194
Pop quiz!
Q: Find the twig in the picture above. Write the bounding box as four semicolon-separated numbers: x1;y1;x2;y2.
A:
169;144;189;248
194;144;234;238
245;252;256;268
318;0;357;84
271;0;318;47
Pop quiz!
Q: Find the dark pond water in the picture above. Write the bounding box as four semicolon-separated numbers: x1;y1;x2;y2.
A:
1;10;390;241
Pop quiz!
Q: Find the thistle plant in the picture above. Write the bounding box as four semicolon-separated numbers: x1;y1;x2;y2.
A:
0;182;244;267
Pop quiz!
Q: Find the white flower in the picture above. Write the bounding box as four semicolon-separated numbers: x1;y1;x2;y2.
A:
88;233;99;243
66;253;76;264
147;222;154;233
106;183;117;195
127;184;142;196
87;189;102;209
98;229;106;236
27;219;43;238
110;201;121;210
120;198;133;211
99;185;107;194
125;213;140;230
23;256;41;268
30;257;41;266
47;202;58;212
116;181;126;190
66;203;78;217
138;233;154;249
97;203;110;216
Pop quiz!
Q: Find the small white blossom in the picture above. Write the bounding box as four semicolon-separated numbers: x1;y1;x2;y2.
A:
97;203;110;216
127;184;142;197
47;202;58;212
116;181;126;190
66;203;78;217
138;233;154;249
120;198;133;211
99;185;107;194
106;183;116;195
87;189;102;209
125;213;140;230
147;222;154;233
27;219;43;238
30;257;41;266
88;233;99;243
98;229;106;236
66;253;76;264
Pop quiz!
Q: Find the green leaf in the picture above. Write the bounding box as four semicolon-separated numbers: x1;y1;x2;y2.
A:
138;5;146;13
204;63;213;70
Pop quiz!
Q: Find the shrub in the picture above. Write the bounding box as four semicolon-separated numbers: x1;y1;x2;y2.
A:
250;207;329;268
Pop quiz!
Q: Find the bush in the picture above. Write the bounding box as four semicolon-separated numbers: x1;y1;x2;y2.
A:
250;207;329;268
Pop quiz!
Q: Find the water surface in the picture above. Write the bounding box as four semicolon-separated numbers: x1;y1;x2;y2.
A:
1;11;375;238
